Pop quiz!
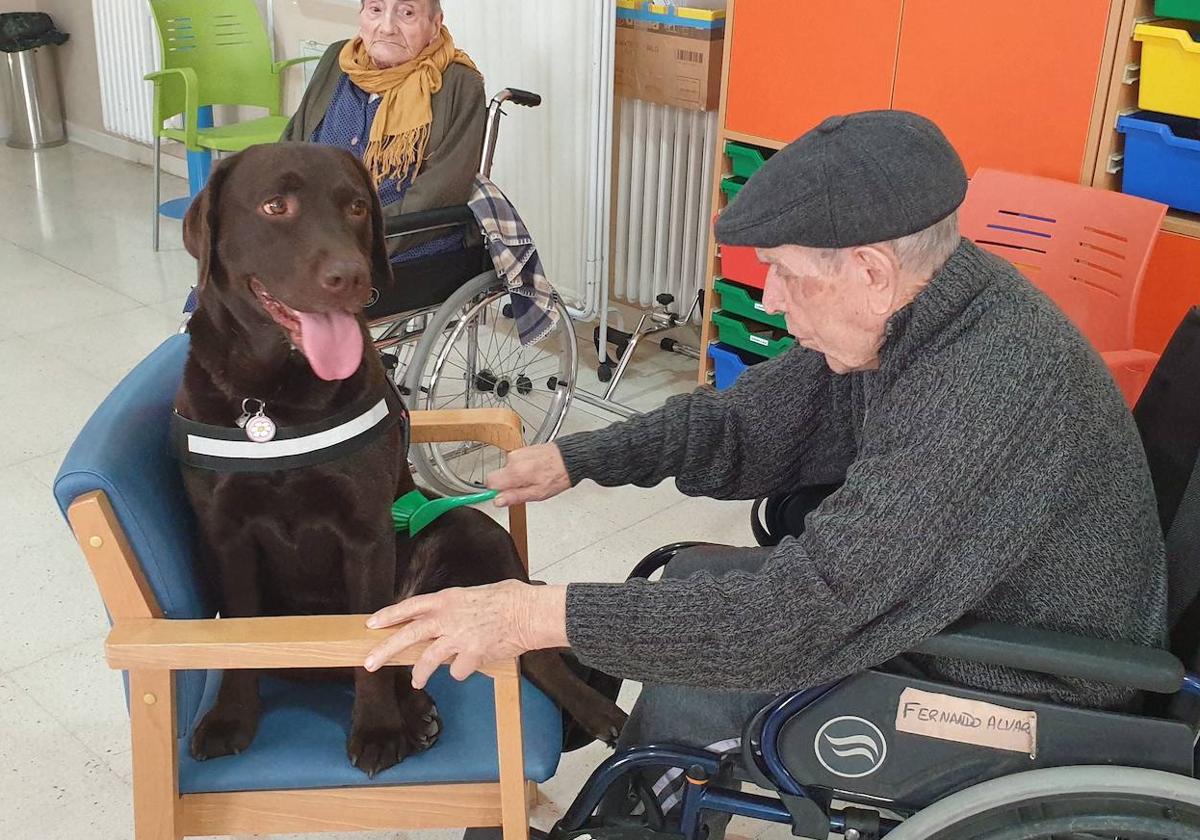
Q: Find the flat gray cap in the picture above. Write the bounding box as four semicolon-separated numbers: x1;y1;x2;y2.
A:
715;110;967;250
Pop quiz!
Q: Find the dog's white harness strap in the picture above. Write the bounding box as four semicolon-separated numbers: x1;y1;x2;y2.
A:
187;398;391;460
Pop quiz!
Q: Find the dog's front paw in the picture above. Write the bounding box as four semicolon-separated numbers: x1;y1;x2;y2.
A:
348;692;441;776
577;702;629;748
346;717;438;777
190;705;259;760
401;688;442;752
347;723;407;777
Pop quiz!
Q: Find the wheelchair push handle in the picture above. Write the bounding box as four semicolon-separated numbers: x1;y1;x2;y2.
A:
481;87;543;179
499;87;542;108
384;86;545;242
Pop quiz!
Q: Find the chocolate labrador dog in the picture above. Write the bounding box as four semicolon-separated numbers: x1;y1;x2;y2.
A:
176;142;625;776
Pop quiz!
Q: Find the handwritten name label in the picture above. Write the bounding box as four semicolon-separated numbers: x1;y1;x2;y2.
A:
895;688;1037;756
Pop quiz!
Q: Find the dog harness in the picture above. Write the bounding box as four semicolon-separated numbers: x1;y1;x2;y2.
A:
172;378;410;473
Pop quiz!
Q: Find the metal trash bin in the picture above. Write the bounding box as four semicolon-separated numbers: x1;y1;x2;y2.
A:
5;47;66;149
0;12;69;150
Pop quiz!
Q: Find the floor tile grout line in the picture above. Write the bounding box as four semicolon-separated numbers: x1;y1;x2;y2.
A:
2;238;159;317
5;449;65;472
17;300;183;342
530;495;691;578
1;671;133;789
0;455;68;475
1;632;110;680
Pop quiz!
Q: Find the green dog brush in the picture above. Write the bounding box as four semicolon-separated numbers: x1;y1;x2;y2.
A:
391;488;499;537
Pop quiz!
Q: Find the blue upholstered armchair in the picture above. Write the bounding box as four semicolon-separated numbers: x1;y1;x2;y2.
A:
53;334;562;840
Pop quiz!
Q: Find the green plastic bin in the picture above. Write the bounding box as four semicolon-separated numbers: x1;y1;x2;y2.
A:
725;141;772;179
714;278;785;330
711;311;795;359
1156;0;1200;21
721;177;746;202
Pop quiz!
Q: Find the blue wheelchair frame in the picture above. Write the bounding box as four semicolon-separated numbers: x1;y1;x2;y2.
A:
555;676;1200;839
551;543;1200;840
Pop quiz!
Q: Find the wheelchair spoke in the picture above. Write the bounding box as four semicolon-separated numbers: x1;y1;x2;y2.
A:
486;330;530;373
410;283;577;494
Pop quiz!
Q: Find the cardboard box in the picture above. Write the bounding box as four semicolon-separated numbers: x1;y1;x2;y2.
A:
615;4;725;112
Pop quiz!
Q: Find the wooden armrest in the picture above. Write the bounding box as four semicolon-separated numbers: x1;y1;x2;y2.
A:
410;408;524;451
106;615;517;677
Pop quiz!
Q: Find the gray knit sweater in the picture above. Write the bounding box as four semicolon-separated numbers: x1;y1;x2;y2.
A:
559;240;1167;709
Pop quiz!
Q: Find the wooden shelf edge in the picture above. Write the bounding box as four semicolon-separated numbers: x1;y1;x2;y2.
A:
1163;210;1200;239
722;129;789;152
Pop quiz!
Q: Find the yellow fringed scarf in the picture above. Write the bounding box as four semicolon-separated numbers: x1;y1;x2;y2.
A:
338;25;479;185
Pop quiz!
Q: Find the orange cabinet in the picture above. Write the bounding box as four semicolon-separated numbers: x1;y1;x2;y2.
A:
891;1;1113;182
724;0;904;144
1136;232;1200;354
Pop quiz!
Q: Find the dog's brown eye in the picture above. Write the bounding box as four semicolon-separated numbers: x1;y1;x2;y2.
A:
262;197;289;216
349;198;369;217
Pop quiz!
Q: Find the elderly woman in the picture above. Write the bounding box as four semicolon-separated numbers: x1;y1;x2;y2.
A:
283;0;486;259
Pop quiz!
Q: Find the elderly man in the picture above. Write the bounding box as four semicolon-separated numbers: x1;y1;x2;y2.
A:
364;110;1167;821
283;0;484;259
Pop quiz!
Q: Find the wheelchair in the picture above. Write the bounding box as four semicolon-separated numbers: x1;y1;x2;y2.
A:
365;86;578;495
550;479;1200;840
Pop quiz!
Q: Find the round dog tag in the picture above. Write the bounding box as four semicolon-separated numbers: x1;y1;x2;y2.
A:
245;413;277;443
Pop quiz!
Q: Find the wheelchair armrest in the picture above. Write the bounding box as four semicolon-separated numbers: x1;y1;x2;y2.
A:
914;619;1185;694
383;205;476;239
626;542;715;581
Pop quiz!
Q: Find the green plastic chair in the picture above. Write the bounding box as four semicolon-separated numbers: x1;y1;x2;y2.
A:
146;0;319;249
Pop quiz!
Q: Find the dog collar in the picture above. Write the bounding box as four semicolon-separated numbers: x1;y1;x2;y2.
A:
172;379;409;473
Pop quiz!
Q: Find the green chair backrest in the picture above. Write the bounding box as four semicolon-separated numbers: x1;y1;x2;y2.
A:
149;0;281;116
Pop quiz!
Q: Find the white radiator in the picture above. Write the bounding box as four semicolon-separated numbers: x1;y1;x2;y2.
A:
613;98;718;315
93;0;159;145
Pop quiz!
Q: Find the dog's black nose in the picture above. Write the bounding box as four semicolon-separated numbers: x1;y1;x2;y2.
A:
321;258;367;294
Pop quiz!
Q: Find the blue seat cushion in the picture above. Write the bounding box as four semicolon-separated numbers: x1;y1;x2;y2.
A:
179;670;563;793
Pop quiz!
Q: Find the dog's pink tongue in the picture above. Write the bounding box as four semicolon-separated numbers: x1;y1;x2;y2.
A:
296;311;363;381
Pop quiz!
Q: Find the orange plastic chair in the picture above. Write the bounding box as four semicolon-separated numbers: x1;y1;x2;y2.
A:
959;168;1167;406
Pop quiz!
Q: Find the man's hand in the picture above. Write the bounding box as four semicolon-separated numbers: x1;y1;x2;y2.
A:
486;443;572;508
364;581;569;688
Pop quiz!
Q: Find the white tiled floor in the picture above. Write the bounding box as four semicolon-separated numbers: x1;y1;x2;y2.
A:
0;143;758;839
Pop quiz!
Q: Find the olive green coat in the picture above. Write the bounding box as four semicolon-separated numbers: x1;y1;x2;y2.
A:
282;40;487;231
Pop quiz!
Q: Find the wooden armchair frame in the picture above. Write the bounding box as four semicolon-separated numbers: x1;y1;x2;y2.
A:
66;409;535;840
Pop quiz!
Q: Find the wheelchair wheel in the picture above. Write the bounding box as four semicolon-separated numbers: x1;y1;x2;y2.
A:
402;270;577;495
884;766;1200;839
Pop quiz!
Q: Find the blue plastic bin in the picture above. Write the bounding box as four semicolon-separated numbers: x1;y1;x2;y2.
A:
1116;111;1200;214
708;342;761;390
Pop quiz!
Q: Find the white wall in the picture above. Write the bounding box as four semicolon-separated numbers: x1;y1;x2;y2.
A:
440;0;611;304
271;0;359;112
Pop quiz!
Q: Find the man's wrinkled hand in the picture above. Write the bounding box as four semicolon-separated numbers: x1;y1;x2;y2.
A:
364;580;568;688
485;443;571;508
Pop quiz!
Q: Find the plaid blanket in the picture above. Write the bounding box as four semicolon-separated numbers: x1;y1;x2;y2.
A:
468;176;560;346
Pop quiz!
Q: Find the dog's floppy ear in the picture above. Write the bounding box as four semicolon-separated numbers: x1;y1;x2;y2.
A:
350;154;393;294
182;156;234;291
